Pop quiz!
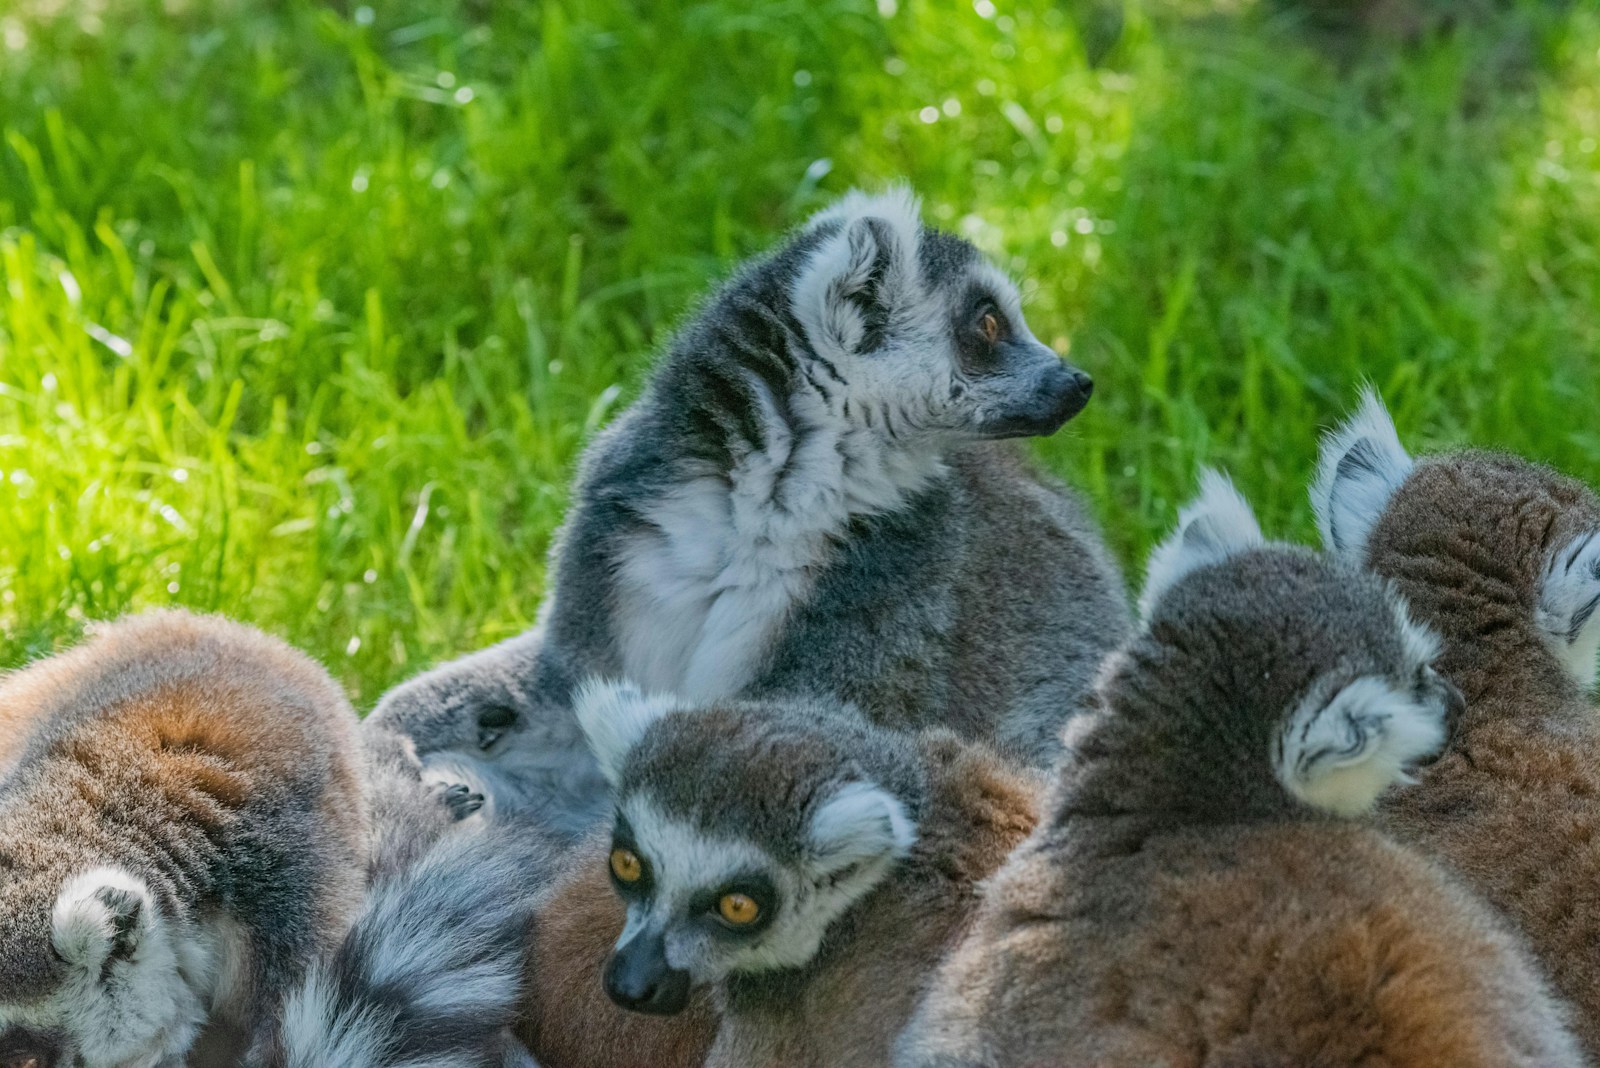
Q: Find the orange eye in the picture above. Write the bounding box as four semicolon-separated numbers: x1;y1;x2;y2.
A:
610;848;643;884
718;893;760;926
980;312;1000;344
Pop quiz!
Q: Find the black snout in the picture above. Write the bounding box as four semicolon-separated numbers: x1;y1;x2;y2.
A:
604;935;691;1016
981;352;1095;440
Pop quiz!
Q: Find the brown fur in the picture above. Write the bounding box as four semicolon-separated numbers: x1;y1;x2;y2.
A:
519;839;719;1068
710;733;1043;1068
902;815;1575;1067
0;610;368;1031
898;522;1580;1067
1362;452;1600;1055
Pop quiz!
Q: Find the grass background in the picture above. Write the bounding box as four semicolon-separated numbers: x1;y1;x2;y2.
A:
1;0;1598;704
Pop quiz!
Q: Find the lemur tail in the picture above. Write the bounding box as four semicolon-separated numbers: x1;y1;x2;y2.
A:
263;826;552;1068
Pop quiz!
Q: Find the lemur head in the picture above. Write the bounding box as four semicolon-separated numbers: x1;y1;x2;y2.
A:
0;865;211;1068
785;186;1093;442
573;682;922;1016
1104;471;1460;820
1312;390;1600;692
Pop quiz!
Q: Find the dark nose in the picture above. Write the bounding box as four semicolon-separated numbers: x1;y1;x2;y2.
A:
603;938;692;1016
1035;365;1093;428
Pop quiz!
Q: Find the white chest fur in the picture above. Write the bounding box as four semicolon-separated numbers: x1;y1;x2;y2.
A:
611;394;941;701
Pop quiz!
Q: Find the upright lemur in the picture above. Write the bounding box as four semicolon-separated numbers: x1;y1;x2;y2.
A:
1313;391;1600;1056
372;187;1129;838
897;473;1581;1068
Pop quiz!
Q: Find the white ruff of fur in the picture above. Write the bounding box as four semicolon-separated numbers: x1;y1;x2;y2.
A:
0;868;224;1068
613;354;944;703
1276;676;1447;817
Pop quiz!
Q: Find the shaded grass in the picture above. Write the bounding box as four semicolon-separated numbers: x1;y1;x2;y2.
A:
1;0;1597;701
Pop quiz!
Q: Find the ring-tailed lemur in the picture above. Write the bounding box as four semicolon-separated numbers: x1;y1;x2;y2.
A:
0;610;369;1068
895;473;1582;1068
371;186;1130;839
1313;390;1600;1055
571;679;1045;1068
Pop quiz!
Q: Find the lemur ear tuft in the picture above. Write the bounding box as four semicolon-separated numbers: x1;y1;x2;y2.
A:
1276;676;1448;817
51;868;153;975
573;678;687;788
793;187;922;358
1538;530;1600;691
1311;389;1414;558
805;781;917;878
1139;469;1264;618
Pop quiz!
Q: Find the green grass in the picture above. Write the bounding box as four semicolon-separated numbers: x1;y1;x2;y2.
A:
2;0;1598;704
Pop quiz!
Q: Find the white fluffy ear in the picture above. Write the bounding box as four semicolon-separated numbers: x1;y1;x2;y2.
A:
573;678;686;788
1139;469;1264;617
1276;677;1448;817
52;867;154;974
792;187;921;359
805;781;917;878
1311;390;1414;557
1538;531;1600;691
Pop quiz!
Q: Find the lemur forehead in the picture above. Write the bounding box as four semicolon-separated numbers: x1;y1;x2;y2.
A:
963;259;1026;321
618;795;781;891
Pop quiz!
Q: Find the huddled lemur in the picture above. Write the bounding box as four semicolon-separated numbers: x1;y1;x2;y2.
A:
1313;391;1600;1055
0;611;370;1068
252;726;547;1068
896;474;1583;1068
571;678;1044;1068
371;187;1130;838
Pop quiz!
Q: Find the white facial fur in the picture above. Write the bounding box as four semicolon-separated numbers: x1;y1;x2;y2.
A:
1311;389;1415;558
573;678;687;788
1538;530;1600;690
0;868;219;1068
614;787;915;985
1276;673;1449;817
791;187;1037;445
1139;469;1264;619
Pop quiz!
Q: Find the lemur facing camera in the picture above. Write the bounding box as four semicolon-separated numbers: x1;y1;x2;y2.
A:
571;679;1043;1068
371;186;1129;838
895;474;1582;1068
0;610;370;1068
1313;391;1600;1055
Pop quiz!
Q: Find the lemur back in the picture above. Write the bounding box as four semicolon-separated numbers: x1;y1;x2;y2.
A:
572;683;1043;1068
371;187;1128;838
1313;392;1600;1055
896;474;1582;1068
0;610;369;1068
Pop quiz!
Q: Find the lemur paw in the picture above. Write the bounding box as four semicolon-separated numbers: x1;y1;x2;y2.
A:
440;782;486;821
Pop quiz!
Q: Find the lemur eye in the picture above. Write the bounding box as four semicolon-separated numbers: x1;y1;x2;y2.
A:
610;848;643;884
979;311;1001;344
717;893;761;926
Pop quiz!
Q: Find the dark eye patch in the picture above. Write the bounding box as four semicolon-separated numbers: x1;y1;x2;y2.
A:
609;818;655;899
691;872;779;938
954;291;1008;375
